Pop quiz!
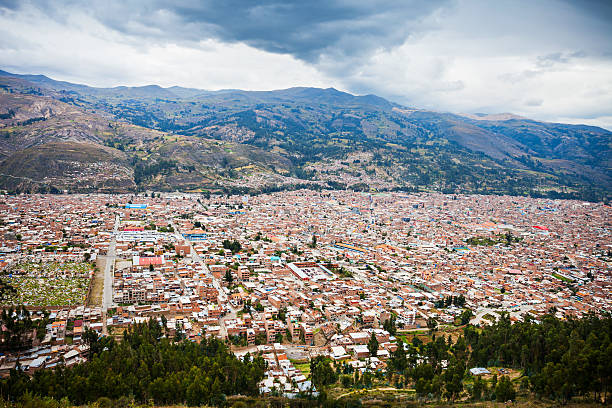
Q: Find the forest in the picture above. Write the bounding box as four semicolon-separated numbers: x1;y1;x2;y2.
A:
378;312;612;404
1;312;611;407
0;320;266;407
303;312;612;406
0;307;48;352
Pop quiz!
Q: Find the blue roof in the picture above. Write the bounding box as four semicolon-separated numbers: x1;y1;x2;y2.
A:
125;204;147;209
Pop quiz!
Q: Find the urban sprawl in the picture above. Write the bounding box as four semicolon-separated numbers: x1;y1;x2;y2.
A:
0;191;610;396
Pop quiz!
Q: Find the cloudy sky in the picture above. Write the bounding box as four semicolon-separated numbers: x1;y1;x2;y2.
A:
1;0;611;129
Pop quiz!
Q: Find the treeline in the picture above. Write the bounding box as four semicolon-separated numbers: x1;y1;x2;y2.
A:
303;312;612;405
222;239;242;254
132;159;177;185
380;312;612;403
434;294;466;309
0;307;48;352
466;232;522;247
466;312;612;403
1;321;266;407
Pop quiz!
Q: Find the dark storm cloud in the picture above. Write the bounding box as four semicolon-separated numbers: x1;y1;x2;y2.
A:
0;0;19;9
5;0;450;62
562;0;612;23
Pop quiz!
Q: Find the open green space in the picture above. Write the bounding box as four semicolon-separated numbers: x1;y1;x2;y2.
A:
2;261;92;306
2;276;89;306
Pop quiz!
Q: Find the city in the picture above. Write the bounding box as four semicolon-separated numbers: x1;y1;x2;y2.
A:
1;0;611;406
0;191;609;404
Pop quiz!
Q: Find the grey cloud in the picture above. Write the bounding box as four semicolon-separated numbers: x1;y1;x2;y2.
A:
0;0;19;9
570;50;587;58
501;49;594;84
561;0;612;23
499;70;541;84
536;52;570;68
13;0;450;63
434;80;465;92
525;98;543;107
1;0;611;130
536;51;589;68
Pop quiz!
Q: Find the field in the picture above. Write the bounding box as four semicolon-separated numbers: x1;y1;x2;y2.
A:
292;361;311;376
2;262;92;306
551;272;573;282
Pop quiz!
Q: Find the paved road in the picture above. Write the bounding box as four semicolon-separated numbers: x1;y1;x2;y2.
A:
219;304;238;339
102;214;119;313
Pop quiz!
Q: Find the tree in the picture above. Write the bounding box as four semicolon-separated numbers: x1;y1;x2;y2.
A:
174;322;185;342
254;332;267;345
389;342;407;374
277;307;287;321
443;358;465;401
383;315;397;335
309;235;317;248
82;328;100;359
471;376;484;400
495;375;516;402
224;270;233;285
459;309;473;325
0;323;266;405
222;239;242;254
368;332;379;357
0;278;17;302
427;317;438;331
311;356;337;390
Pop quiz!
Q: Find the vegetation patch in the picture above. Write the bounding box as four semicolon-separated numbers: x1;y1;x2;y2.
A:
2;262;92;306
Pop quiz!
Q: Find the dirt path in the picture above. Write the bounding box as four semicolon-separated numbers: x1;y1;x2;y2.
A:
88;259;105;306
336;387;414;399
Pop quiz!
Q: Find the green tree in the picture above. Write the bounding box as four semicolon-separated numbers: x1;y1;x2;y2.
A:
389;343;407;374
309;235;317;248
340;374;352;388
495;375;516;402
427;317;438;331
471;376;484;400
367;332;379;357
310;356;338;390
459;309;473;325
225;269;234;284
383;315;397;335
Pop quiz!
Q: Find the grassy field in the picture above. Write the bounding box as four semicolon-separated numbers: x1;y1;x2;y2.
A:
292;361;311;376
551;272;573;282
3;261;92;306
3;276;89;306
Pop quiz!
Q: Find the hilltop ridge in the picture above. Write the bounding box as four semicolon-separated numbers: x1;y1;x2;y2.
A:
0;70;610;200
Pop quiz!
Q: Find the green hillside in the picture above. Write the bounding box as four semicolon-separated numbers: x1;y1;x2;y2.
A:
0;71;610;200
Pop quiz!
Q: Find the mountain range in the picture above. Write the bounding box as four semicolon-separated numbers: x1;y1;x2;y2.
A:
0;69;610;201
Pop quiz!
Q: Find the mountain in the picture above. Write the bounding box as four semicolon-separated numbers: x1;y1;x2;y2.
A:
0;87;291;194
0;70;610;200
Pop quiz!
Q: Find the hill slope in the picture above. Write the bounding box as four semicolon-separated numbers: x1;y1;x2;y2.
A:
0;70;610;199
0;85;292;193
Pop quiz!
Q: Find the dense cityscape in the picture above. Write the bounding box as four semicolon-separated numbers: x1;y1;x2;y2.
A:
0;191;610;406
1;0;612;406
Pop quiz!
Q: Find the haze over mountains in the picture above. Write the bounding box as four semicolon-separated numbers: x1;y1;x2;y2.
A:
0;69;610;201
